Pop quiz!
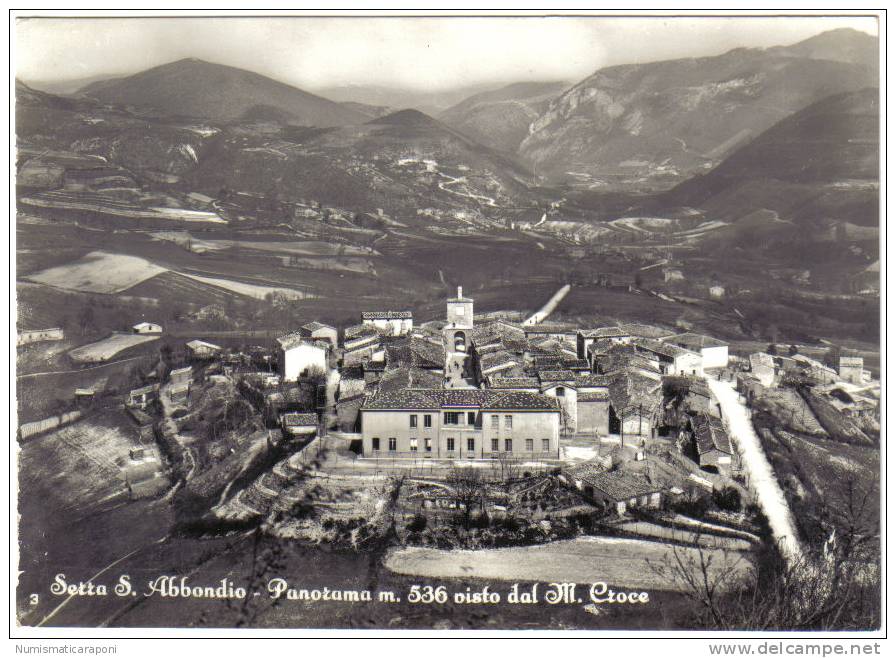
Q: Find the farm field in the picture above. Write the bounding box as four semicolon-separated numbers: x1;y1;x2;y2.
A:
614;521;754;551
384;536;752;591
68;332;160;363
176;272;314;300
17;411;135;520
25;251;167;294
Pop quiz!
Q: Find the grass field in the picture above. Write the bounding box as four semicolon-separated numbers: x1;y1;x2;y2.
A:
68;332;160;363
384;536;752;592
25;251;167;294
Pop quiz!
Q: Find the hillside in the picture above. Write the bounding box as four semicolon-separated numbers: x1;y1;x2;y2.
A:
659;88;879;228
439;80;570;153
520;29;878;189
79;58;368;126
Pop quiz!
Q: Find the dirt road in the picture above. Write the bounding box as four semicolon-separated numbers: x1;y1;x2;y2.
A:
705;377;802;561
523;283;571;325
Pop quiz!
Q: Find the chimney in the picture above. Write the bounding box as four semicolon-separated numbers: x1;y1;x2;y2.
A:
457;286;463;299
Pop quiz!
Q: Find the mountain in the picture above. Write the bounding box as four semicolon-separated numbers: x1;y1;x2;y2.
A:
520;29;878;188
314;82;500;116
439;80;570;153
23;73;125;96
658;87;879;229
79;58;368;126
185;108;535;222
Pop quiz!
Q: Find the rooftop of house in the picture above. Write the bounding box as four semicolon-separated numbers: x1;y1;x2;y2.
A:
362;388;560;412
302;321;335;333
281;412;318;427
576;373;612;388
693;415;733;456
564;462;663;501
486;376;540;390
523;322;578;334
633;337;698;360
277;331;325;351
579;326;629;339
186;339;222;351
377;365;444;393
480;350;519;372
665;333;729;350
538;369;577;383
361;310;413;320
345;322;379;339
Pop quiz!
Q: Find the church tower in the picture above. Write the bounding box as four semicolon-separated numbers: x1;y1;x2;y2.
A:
446;286;473;329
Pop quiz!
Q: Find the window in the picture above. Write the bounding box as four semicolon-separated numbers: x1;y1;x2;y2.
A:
444;412;461;425
424;438;432;452
542;439;550;452
388;437;397;451
467;411;476;426
504;415;513;429
526;439;534;451
556;386;565;397
409;438;418;452
372;437;380;451
409;414;418;428
456;307;464;316
446;437;455;452
467;438;475;452
491;415;499;430
504;438;513;452
423;414;432;428
491;438;499;452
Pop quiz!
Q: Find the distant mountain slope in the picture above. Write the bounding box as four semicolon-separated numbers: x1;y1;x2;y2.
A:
439;80;569;153
658;87;879;228
520;29;878;188
79;58;368;126
314;82;499;116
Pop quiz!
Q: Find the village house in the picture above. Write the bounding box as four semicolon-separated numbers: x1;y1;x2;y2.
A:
523;322;579;347
132;322;163;335
301;321;338;347
559;462;663;516
749;352;777;387
839;356;865;385
632;338;703;376
186;339;222;360
280;411;319;441
576;327;631;360
277;332;328;381
168;366;193;403
360;388;560;459
709;285;726;299
126;383;159;410
663;333;729;370
692;414;734;475
17;327;64;346
361;310;413;336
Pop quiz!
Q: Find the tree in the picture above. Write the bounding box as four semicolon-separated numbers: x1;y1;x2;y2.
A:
447;467;487;528
712;486;742;513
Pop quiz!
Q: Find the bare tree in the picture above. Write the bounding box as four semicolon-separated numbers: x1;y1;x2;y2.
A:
447;467;487;527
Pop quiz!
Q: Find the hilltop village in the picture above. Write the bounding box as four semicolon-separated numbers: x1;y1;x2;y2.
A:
16;284;880;555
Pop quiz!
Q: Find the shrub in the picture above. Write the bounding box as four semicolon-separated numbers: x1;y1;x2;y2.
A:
713;486;743;513
406;513;427;533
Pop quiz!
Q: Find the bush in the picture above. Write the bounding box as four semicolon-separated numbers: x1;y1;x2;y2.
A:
406;513;427;532
713;486;743;513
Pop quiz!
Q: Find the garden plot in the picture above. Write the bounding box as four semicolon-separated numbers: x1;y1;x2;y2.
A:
175;272;313;300
385;536;751;592
24;251;167;294
69;332;160;363
615;521;753;551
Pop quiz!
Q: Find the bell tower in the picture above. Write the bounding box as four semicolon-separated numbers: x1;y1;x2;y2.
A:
446;286;474;329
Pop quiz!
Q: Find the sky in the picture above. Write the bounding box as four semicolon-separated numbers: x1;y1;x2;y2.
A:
15;15;879;91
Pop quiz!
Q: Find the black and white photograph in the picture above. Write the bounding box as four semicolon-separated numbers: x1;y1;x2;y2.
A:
9;7;885;641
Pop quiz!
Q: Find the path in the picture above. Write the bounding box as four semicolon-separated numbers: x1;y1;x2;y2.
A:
523;284;571;326
17;355;147;379
705;377;802;561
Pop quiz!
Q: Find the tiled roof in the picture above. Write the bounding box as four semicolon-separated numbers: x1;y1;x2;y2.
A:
378;366;443;393
538;369;576;383
564;463;662;500
665;333;728;350
524;322;577;334
282;412;318;426
576;373;612;388
580;327;629;339
277;331;322;351
186;339;222;351
633;337;697;360
362;311;413;320
694;415;733;455
480;351;518;373
563;358;591;371
486;376;540;390
362;388;559;412
302;321;335;333
345;323;378;339
578;390;610;402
